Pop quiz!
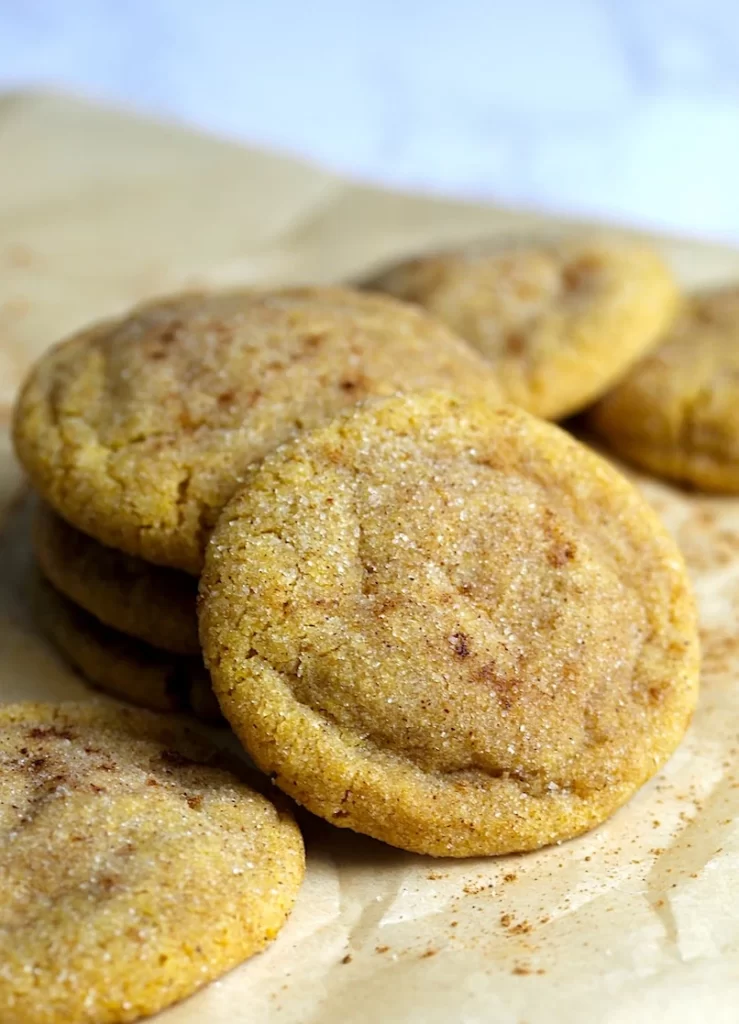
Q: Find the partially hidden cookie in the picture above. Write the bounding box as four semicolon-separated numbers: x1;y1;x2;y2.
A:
13;286;503;574
200;391;699;857
0;702;304;1024
32;571;221;724
361;236;677;420
587;285;739;492
33;500;199;655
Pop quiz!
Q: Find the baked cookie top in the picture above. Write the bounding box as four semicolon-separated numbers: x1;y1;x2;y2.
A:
587;285;739;492
362;236;677;419
33;501;199;655
32;571;220;723
13;286;502;574
200;391;699;857
0;702;303;1024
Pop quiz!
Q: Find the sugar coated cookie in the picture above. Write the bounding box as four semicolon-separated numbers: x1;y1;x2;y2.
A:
200;392;698;857
14;287;502;573
587;285;739;492
0;702;304;1023
362;237;677;419
32;572;220;723
33;501;199;654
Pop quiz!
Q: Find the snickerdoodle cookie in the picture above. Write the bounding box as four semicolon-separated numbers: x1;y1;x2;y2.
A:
587;285;739;492
33;501;199;655
13;287;502;574
32;572;220;723
0;701;304;1024
199;391;698;857
362;237;677;419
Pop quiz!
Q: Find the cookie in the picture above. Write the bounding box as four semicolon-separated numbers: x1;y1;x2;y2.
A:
33;500;199;655
587;285;739;492
13;286;503;574
361;236;677;419
32;571;221;723
200;391;699;857
0;701;304;1023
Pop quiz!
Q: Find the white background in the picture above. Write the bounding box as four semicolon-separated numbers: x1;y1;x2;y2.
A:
1;0;738;241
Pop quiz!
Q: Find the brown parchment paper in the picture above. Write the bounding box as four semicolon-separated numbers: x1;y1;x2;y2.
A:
2;92;739;1024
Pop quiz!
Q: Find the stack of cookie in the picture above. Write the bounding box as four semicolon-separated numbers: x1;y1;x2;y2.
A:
10;265;700;857
13;285;503;721
31;502;216;720
5;254;704;1020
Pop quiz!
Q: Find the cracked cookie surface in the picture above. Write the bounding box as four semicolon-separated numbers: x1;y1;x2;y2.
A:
13;286;503;574
0;701;304;1024
362;236;677;419
199;391;699;857
32;571;221;723
587;285;739;492
33;500;199;654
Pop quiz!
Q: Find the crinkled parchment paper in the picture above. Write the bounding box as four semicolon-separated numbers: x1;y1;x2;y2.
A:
2;93;739;1024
